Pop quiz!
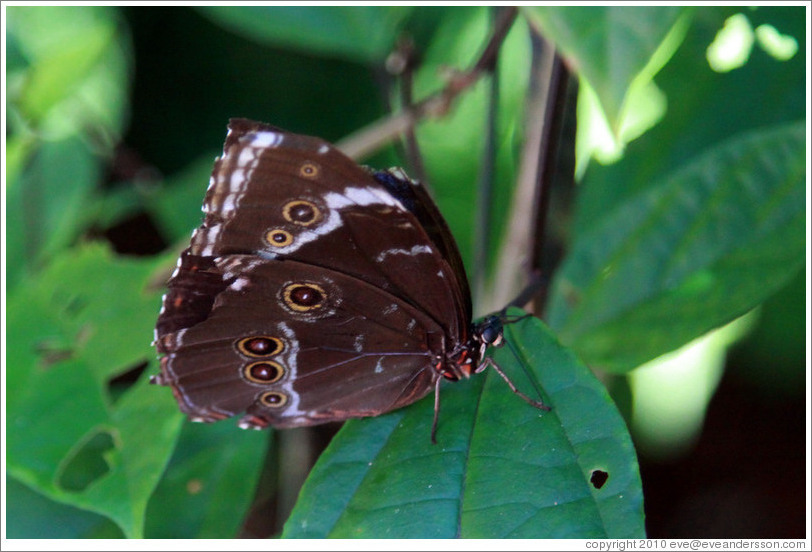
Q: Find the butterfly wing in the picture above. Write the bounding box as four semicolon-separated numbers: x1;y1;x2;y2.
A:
154;119;471;427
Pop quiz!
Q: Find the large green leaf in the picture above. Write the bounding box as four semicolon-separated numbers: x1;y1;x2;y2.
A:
282;313;644;538
6;244;183;538
198;6;413;63
547;121;805;372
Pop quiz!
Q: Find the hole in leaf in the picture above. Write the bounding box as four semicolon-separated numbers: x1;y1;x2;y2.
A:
107;360;148;404
58;430;116;492
590;469;609;489
35;326;93;369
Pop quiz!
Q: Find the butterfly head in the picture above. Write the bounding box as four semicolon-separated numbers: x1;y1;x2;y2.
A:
475;314;505;349
439;315;506;381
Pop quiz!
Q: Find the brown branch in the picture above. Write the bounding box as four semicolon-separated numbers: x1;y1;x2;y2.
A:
393;37;430;185
483;29;569;314
336;7;519;161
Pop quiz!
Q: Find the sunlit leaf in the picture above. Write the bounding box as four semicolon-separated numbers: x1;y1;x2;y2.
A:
525;6;688;132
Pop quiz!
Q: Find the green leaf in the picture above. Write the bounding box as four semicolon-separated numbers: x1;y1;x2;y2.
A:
525;6;688;131
547;121;805;372
7;5;130;135
5;136;101;291
198;6;413;63
146;155;220;244
5;477;117;538
282;313;644;538
144;419;269;538
16;22;115;121
6;244;183;538
727;269;806;397
6;8;138;292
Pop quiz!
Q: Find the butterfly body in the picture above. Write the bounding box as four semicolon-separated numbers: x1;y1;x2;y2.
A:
153;119;498;430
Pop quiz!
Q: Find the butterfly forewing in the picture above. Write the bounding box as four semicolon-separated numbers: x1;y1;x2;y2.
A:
190;118;468;338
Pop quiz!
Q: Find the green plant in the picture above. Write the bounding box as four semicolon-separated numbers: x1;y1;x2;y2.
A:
5;6;804;538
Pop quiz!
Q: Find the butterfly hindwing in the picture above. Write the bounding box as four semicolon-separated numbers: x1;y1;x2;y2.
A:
157;254;446;427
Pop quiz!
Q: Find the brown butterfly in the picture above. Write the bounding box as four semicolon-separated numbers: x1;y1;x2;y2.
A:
152;119;547;442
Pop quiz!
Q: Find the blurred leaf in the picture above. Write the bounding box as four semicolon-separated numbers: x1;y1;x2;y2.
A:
5;477;116;538
6;5;134;292
198;6;413;63
6;136;101;291
89;153;219;248
4;133;36;191
754;21;799;61
144;419;269;538
628;314;756;460
547;121;805;372
574;77;668;176
146;155;220;244
574;6;805;230
6;244;183;538
525;6;689;132
4;136;35;291
7;5;130;138
283;313;643;538
727;269;806;397
17;22;115;121
706;13;755;72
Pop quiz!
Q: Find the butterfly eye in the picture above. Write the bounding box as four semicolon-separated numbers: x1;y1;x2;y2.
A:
282;283;326;312
259;391;288;408
244;361;285;384
299;162;319;178
237;336;284;357
283;200;321;226
477;315;504;346
266;229;294;247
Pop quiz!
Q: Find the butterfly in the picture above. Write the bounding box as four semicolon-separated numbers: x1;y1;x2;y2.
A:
152;118;547;442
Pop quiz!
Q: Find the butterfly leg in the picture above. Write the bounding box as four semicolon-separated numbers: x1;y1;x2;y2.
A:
480;357;551;411
430;376;442;445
